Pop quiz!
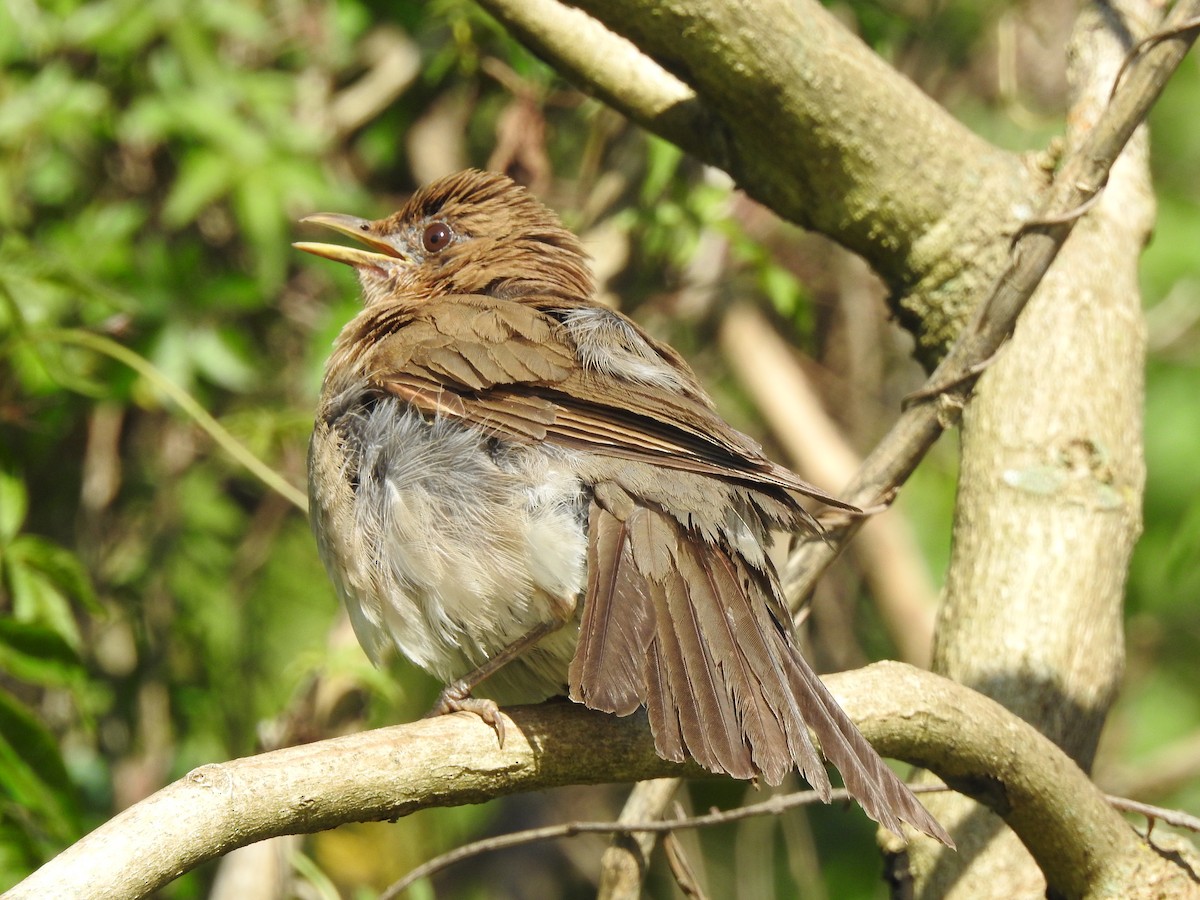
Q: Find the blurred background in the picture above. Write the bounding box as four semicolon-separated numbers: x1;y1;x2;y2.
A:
1;1;1197;897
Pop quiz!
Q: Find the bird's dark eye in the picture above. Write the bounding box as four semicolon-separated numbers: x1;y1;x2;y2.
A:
422;222;453;253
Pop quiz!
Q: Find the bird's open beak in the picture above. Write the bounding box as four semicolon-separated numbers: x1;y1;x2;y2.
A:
293;213;410;268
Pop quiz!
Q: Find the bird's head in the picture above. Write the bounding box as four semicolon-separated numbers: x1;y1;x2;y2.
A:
294;169;594;306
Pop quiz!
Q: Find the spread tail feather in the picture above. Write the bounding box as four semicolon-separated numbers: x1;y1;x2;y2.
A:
570;492;951;846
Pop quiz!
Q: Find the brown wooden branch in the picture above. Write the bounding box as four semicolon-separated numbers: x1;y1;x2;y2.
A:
477;0;1035;355
9;666;1197;899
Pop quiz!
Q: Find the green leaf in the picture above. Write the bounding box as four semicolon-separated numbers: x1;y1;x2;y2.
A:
0;619;84;686
5;536;99;614
641;137;684;204
0;814;44;891
162;149;236;228
761;263;802;317
189;325;258;392
233;169;287;289
2;537;91;647
0;471;27;545
0;687;81;842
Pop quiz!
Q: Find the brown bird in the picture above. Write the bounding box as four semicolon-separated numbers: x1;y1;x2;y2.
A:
296;169;949;844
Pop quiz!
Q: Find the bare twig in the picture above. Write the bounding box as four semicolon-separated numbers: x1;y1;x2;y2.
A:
1107;796;1200;834
598;778;683;900
383;786;1200;897
382;782;952;896
662;825;709;899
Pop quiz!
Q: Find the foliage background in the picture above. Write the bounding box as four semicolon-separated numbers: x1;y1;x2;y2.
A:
1;0;1197;896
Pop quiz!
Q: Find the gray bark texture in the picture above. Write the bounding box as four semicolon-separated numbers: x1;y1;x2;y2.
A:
914;3;1154;894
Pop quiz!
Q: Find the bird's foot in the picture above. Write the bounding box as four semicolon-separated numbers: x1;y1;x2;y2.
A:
427;682;506;747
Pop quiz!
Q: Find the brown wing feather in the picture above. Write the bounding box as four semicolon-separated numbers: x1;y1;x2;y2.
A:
575;484;949;843
780;643;954;841
651;527;759;779
678;541;823;787
364;295;853;510
644;620;686;765
568;498;652;716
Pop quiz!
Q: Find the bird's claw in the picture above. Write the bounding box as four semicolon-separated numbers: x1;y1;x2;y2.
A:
427;683;506;747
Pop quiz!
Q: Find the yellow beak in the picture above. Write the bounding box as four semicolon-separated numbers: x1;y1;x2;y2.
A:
293;213;409;268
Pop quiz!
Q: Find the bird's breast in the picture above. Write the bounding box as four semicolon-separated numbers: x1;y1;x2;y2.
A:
308;389;589;701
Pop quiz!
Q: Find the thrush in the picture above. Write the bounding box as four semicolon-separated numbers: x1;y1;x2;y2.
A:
296;169;949;844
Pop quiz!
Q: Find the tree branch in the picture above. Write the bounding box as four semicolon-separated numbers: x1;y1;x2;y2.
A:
10;665;1197;899
899;1;1200;893
470;1;1200;894
472;0;707;142
477;0;1037;354
7;704;684;900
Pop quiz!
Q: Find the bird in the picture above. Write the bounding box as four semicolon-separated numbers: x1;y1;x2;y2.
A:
295;168;950;844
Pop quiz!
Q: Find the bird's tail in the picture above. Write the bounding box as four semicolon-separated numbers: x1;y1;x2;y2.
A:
570;493;951;846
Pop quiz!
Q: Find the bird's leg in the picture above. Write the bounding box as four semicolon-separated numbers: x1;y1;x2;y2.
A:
426;592;576;747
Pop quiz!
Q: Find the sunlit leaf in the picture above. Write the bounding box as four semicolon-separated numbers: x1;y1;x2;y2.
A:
233;169;287;289
188;325;258;392
0;471;27;544
162;150;236;229
641;138;684;204
2;537;90;647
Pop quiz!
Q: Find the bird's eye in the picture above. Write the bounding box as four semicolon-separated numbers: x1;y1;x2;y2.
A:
422;222;453;253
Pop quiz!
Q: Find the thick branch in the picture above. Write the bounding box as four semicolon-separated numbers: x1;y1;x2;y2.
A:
472;0;708;146
477;0;1037;353
902;2;1165;893
9;666;1195;900
849;666;1199;899
8;705;681;900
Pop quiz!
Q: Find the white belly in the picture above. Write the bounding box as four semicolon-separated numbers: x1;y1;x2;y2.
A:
310;397;589;702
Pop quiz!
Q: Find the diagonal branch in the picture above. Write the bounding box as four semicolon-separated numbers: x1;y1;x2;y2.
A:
478;0;1035;353
780;0;1200;604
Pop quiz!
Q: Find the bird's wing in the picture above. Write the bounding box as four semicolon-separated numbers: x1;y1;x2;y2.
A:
366;294;853;509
